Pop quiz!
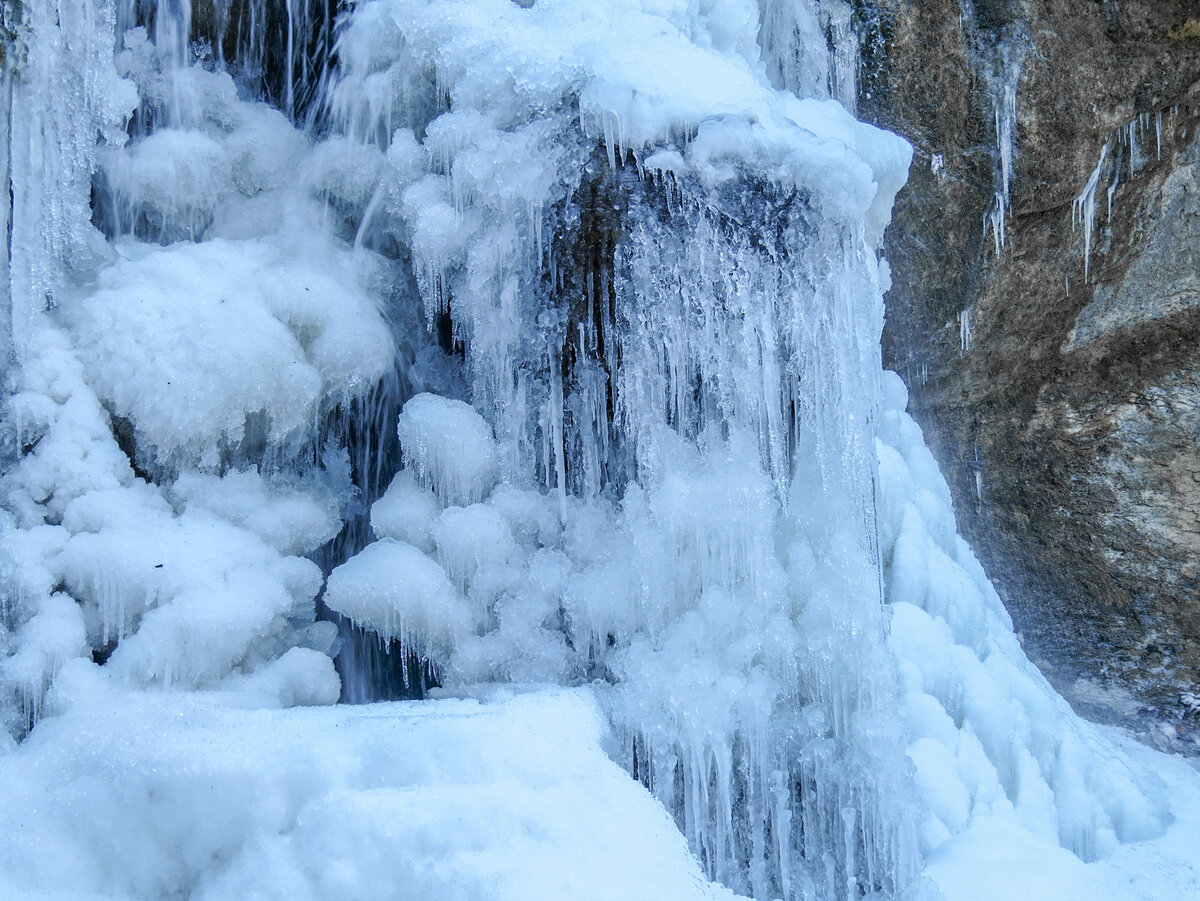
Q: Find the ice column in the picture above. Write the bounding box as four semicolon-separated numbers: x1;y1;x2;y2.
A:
602;170;920;900
6;0;133;368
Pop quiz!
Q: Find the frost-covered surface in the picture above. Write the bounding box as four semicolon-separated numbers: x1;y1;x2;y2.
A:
62;235;392;471
0;0;1198;899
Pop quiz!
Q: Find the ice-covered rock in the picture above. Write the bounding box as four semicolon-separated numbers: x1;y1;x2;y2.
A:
324;539;471;659
396;393;499;506
60;236;393;472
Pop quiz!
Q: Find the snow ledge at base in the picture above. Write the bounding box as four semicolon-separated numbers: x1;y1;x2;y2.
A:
0;685;747;901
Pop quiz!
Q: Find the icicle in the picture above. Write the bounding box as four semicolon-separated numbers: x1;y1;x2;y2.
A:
1072;143;1107;281
825;0;859;115
285;0;297;119
986;192;1006;256
961;12;1025;257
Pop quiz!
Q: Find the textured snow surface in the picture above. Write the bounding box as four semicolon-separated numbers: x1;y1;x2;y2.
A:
0;683;1195;901
875;376;1176;865
0;687;745;901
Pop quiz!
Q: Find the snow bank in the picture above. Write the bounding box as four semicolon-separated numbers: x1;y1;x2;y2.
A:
875;371;1172;862
331;0;908;225
0;687;746;901
925;734;1200;901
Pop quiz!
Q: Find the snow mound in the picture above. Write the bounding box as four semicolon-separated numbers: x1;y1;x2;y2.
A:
56;487;329;688
370;470;442;551
432;502;518;597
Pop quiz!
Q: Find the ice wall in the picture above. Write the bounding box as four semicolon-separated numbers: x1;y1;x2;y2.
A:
0;0;1177;899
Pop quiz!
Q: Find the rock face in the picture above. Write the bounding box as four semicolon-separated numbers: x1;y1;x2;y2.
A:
860;0;1200;746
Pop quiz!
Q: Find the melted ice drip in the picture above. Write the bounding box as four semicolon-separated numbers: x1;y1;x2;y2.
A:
114;0;338;125
7;0;133;369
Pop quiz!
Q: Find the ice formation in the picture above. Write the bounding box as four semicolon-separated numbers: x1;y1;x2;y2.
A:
956;2;1026;257
1073;144;1108;282
395;394;499;506
1071;107;1185;282
0;0;1195;900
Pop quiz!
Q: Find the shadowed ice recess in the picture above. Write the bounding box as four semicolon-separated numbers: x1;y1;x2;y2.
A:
0;1;1196;900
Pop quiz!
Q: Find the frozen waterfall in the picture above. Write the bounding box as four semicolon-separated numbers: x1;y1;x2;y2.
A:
0;1;1195;900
